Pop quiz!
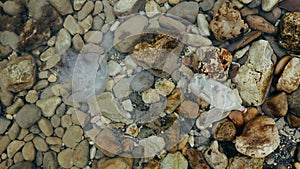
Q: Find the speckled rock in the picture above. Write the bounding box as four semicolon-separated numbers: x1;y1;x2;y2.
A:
210;1;248;41
233;40;274;106
43;152;58;169
7;140;25;158
204;140;228;169
277;57;300;93
139;136;165;157
213;119;237;141
186;148;211;169
0;118;11;134
279;12;300;52
113;0;146;17
160;152;188;169
0;31;20;50
167;2;199;23
227;156;264;169
235;116;280;158
15;104;41;128
0;55;36;92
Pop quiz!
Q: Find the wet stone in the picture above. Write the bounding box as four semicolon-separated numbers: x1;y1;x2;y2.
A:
210;1;248;41
0;31;19;50
64;15;82;35
139;136;165;157
179;100;200;119
9;161;35;169
38;118;53;136
15;104;41;129
263;92;288;117
235;116;280;158
55;28;71;56
7;122;20;140
213;119;237;141
3;1;22;16
95;128;122;157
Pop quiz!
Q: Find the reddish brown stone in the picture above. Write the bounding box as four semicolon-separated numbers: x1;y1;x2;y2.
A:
229;110;244;126
186;148;210;169
263;92;288;117
243;107;259;123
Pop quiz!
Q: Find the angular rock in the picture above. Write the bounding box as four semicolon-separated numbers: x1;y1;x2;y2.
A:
235;116;280;158
95;128;122;157
210;1;248;41
36;96;62;117
263;92;288;117
58;148;73;168
55;28;71;56
181;33;212;47
227;156;264;169
15;104;41;129
233;40;274;106
62;125;83;148
145;0;161;17
114;15;148;53
288;88;300;117
279;12;300;53
246;15;276;34
160;152;188;169
50;0;73;15
204;140;228;169
113;0;146;17
64;15;82;35
167;2;199;23
277;57;300;93
0;55;36;92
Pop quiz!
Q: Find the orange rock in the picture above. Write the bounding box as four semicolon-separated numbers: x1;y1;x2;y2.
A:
229;110;244;126
243;107;259;123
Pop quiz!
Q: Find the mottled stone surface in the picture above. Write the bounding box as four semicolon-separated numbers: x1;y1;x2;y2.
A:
233;40;274;106
210;1;248;41
227;156;264;169
204;140;228;169
235;116;280;158
160;152;188;169
277;57;300;93
279;12;300;52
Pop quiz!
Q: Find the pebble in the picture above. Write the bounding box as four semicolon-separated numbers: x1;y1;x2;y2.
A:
263;92;288;117
227;156;264;169
22;142;35;161
131;71;154;92
277;57;300;93
274;55;293;75
235;116;280;158
7;140;25;159
288;114;300;128
33;136;48;152
73;140;89;168
0;118;11;134
113;78;132;99
160;152;188;169
3;1;21;16
0;136;11;154
142;88;161;104
228;110;244;126
179;100;200;119
155;79;175;96
114;15;148;53
213;119;237;141
167;2;199;23
58;148;74;168
199;0;214;11
93;1;103;15
0;44;12;57
113;0;146;17
139;136;165;157
246;15;276;34
78;1;94;20
0;31;19;50
204;140;228;169
288;87;300;117
64;15;83;35
15;104;41;128
97;157;133;169
259;7;281;24
49;0;73;15
95;128;122;157
262;0;279;12
43;152;58;169
38;118;53;136
125;123;139;137
6;97;23;115
108;60;122;76
7;122;20;140
55;28;71;56
36;96;62;117
83;31;103;44
73;0;86;11
9;161;35;169
279;12;300;52
210;1;248;41
279;0;300;12
72;34;84;52
186;148;210;169
233;40;274;106
25;90;39;103
181;33;212;47
78;15;93;33
103;0;115;23
158;15;186;32
122;99;133;112
62;125;83;148
197;14;210;36
61;115;72;128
